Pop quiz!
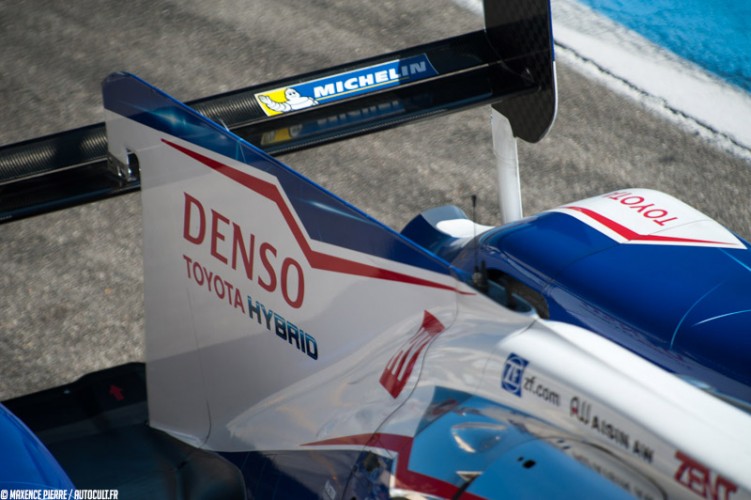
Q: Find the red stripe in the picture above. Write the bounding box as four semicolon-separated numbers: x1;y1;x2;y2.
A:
163;139;469;293
564;206;729;245
304;433;485;500
379;310;446;398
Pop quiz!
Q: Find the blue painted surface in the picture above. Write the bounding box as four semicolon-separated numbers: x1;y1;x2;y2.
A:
409;203;751;403
0;404;74;489
445;211;751;404
578;0;751;92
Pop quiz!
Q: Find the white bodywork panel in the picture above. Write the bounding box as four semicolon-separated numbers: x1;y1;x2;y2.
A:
106;94;751;498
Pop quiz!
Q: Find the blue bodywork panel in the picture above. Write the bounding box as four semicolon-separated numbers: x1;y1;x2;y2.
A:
410;209;751;405
0;404;74;489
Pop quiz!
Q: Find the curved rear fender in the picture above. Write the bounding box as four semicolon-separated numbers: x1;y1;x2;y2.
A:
401;205;492;262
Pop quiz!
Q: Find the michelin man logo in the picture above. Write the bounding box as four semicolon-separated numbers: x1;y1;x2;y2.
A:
258;88;319;115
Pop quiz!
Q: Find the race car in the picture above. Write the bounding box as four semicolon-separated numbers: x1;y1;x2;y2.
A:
1;0;750;498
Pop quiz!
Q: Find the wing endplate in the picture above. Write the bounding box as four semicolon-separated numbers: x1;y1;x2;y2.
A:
104;73;470;447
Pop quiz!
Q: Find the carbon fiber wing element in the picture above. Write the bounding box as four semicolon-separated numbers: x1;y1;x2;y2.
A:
0;0;555;223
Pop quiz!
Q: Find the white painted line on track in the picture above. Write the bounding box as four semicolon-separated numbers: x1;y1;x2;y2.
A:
452;0;751;162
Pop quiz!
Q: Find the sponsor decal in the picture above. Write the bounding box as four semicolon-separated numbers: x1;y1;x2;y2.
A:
499;355;560;406
522;375;561;406
380;311;445;398
255;54;437;116
501;353;529;397
247;294;318;360
166;139;464;294
554;189;745;249
183;254;247;312
674;450;738;500
181;254;319;360
183;192;306;308
569;397;654;464
180;192;318;360
259;99;406;147
602;191;680;227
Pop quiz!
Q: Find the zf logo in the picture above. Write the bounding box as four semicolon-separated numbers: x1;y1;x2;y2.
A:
501;353;529;397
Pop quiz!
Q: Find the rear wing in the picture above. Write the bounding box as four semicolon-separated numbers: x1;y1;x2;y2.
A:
0;0;555;223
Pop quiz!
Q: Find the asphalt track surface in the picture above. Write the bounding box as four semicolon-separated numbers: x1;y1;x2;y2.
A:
2;0;751;400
